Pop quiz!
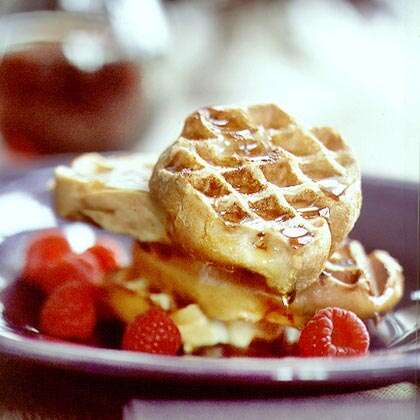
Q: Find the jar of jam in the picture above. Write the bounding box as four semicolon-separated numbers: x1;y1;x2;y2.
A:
0;4;165;156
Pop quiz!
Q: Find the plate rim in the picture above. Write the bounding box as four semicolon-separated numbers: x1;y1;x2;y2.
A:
0;331;419;383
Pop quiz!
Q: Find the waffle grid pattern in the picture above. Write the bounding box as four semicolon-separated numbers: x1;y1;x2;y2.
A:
162;105;357;246
324;241;365;287
324;240;383;297
290;239;404;318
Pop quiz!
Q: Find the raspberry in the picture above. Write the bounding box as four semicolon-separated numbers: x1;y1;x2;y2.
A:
84;239;121;273
22;229;71;283
122;309;182;355
39;281;96;341
298;307;369;357
38;252;103;294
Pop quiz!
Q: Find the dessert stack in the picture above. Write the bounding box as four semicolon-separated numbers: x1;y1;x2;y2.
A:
53;104;404;355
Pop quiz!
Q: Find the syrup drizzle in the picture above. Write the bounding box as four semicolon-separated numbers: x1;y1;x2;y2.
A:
318;177;348;199
297;205;330;221
297;206;320;218
209;117;229;127
281;226;313;248
319;271;331;286
253;232;267;250
286;290;296;305
319;207;330;218
280;290;297;307
230;129;254;141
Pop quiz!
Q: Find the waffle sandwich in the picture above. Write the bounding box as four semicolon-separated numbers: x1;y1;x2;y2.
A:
53;104;403;354
102;239;402;352
150;105;361;294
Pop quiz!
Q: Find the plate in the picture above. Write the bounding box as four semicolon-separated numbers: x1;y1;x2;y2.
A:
0;165;418;388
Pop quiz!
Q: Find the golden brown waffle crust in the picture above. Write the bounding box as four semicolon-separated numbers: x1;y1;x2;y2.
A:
150;104;361;294
290;240;404;319
53;153;169;243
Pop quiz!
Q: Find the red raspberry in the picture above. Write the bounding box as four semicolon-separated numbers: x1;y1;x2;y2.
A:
298;307;369;357
38;252;103;294
22;229;71;283
39;281;96;341
122;309;182;355
84;239;121;273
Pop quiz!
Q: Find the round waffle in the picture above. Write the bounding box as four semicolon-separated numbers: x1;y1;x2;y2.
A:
289;239;404;320
150;104;361;294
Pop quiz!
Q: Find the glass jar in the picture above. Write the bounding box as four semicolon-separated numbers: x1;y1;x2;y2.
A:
0;1;167;156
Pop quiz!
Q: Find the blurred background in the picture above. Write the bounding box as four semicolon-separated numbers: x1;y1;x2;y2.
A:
0;0;418;181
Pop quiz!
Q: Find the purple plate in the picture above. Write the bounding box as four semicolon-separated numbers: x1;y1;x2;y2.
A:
0;165;418;388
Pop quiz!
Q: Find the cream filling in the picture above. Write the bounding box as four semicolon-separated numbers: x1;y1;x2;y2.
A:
171;304;259;353
107;276;282;353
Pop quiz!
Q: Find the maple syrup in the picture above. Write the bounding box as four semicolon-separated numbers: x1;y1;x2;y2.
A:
253;232;267;250
298;206;331;220
0;42;143;155
297;206;320;218
319;207;330;218
319;271;331;286
318;177;347;199
281;226;313;248
280;291;297;307
208;117;229;127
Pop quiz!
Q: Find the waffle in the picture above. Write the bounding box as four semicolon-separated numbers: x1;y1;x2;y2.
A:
53;153;169;243
150;104;361;294
289;239;404;320
125;239;403;327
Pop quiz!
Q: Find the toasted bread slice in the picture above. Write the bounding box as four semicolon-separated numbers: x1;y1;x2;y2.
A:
53;153;169;243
